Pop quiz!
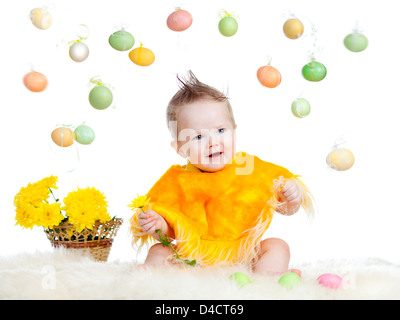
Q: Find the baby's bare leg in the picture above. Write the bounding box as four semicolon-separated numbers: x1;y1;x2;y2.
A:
144;243;174;267
253;238;291;275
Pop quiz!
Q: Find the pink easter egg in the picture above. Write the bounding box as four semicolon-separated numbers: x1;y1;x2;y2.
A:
317;273;343;289
167;8;192;32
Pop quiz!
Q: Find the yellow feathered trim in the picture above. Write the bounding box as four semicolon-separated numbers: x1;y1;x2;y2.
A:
269;175;315;218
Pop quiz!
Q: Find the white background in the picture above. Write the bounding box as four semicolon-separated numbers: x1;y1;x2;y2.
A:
1;0;400;266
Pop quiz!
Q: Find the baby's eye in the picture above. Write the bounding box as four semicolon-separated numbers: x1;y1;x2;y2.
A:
218;128;225;134
194;134;203;140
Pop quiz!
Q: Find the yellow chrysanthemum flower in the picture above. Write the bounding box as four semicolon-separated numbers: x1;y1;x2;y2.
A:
14;175;60;229
62;187;111;232
128;194;150;210
36;202;64;229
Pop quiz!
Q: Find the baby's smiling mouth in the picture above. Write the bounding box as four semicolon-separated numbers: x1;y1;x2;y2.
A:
208;151;223;158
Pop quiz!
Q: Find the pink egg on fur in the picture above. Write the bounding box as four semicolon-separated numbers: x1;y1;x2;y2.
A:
317;273;343;289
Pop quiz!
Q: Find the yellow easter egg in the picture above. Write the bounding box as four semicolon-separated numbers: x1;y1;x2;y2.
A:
51;127;76;147
129;45;155;66
283;18;304;39
326;148;355;171
30;8;53;30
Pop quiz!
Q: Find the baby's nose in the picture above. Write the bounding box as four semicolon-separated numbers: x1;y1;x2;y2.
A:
208;133;220;147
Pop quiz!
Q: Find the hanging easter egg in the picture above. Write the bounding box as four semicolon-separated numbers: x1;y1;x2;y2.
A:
30;8;53;30
89;85;113;110
23;71;48;92
129;44;155;66
326;148;355;171
302;60;327;82
291;98;311;118
218;11;238;37
69;42;89;62
257;63;282;88
317;273;343;289
109;29;135;51
51;127;76;147
344;32;368;52
74;124;95;145
283;18;304;39
167;8;193;32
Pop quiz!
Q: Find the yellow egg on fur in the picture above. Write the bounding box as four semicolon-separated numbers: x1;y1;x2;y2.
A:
326;148;355;171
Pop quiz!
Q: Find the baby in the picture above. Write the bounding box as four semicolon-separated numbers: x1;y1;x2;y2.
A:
130;71;314;275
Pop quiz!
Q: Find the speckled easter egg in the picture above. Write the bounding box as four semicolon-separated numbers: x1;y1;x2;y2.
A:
218;16;238;37
283;18;304;39
167;8;193;32
302;61;327;82
109;30;135;51
89;85;113;110
129;45;155;66
51;127;76;147
344;32;368;52
326;148;355;171
69;42;89;62
23;71;48;92
74;124;95;145
291;98;311;118
30;8;53;30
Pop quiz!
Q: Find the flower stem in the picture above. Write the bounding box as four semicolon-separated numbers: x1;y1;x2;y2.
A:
49;188;59;202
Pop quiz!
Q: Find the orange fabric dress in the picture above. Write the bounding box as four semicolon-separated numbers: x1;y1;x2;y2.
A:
130;152;313;266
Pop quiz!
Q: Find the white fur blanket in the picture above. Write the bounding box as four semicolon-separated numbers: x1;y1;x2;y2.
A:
1;249;400;300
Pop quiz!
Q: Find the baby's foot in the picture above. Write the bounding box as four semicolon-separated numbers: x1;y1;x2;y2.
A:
137;264;148;270
287;268;302;278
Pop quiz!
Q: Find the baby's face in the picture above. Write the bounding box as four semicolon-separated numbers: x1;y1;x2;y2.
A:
174;99;236;172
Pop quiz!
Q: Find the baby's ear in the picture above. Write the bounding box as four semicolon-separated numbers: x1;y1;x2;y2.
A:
170;141;186;158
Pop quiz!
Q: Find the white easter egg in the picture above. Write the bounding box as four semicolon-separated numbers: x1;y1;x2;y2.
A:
69;42;89;62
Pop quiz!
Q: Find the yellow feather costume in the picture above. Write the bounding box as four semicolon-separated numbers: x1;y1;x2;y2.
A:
130;152;314;267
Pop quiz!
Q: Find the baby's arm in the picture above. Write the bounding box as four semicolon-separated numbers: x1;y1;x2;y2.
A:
275;180;301;215
137;210;175;241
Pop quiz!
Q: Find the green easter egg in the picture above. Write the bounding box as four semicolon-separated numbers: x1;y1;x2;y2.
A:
229;272;251;288
278;272;301;289
218;16;238;37
344;32;368;52
302;61;327;82
89;85;113;110
291;98;311;118
74;124;95;145
109;30;135;51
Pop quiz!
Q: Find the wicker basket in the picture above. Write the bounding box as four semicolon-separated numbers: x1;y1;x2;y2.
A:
44;218;123;262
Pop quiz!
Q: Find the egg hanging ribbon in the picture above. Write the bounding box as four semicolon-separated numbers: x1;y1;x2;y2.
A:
68;24;90;62
49;124;81;173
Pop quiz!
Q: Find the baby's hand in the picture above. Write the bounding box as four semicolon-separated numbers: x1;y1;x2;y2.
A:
278;180;301;209
138;210;163;235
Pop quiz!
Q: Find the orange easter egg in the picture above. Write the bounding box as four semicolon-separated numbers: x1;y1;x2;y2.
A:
23;71;48;92
283;18;304;39
129;45;155;66
51;127;76;147
257;65;282;88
